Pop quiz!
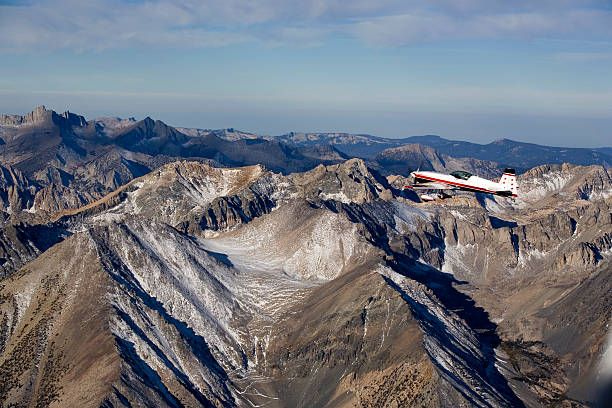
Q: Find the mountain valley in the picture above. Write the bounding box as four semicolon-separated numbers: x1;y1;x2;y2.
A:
0;107;610;407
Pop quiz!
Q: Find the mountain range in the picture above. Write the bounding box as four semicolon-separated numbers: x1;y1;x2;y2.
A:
1;106;609;218
0;106;610;407
273;132;612;172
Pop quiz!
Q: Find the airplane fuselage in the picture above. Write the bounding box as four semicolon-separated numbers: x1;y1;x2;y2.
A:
410;170;517;197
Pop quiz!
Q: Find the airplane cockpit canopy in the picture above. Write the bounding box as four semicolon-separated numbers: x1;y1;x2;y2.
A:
450;170;472;180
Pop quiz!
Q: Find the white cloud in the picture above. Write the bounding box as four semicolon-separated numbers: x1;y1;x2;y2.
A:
0;0;611;52
349;8;612;47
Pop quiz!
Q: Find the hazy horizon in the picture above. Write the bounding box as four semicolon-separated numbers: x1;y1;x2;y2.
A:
2;101;611;149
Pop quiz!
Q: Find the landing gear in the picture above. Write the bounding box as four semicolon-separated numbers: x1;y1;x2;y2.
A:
419;191;453;202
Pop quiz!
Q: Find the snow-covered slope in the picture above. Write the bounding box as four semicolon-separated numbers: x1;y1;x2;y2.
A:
1;158;609;407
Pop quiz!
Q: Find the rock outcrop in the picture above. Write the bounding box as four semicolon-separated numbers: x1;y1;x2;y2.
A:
0;106;86;129
372;143;503;178
1;106;610;407
0;105;52;126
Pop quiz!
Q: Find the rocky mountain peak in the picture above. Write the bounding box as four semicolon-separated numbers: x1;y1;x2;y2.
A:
157;160;267;190
1;106;611;407
514;163;612;206
373;143;503;179
0;106;88;129
376;143;438;159
26;105;53;124
336;156;374;174
57;110;88;127
292;158;393;204
94;117;138;137
141;116;155;127
0;105;53;126
111;116;189;156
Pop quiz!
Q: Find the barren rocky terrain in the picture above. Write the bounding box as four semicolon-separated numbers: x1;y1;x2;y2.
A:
0;107;610;407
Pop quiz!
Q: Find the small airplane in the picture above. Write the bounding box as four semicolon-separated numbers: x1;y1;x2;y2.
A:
404;168;518;200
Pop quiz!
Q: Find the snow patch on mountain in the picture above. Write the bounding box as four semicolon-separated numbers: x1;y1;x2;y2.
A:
319;191;352;204
378;265;518;407
515;171;574;206
13;282;36;327
588;189;612;201
441;239;477;276
199;236;319;318
517;247;547;268
392;201;431;233
282;212;362;280
95;117;138;136
201;208;367;282
91;221;249;371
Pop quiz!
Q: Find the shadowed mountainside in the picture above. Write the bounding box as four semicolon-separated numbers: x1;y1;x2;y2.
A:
0;107;347;220
0;157;609;407
370;143;503;179
274;132;612;172
1;106;610;407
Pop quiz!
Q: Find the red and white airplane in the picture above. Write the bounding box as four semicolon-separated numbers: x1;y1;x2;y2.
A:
405;168;518;200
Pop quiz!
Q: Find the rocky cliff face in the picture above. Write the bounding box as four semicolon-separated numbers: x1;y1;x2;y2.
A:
372;143;504;178
176;127;260;142
0;106;53;127
0;165;37;217
0;107;610;407
402;164;612;406
1;156;609;407
0;107;353;220
0;106;86;130
392;136;612;172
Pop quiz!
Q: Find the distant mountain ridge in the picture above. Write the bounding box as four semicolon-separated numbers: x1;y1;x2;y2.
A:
1;106;609;221
0;105;87;129
1;106;611;407
156;125;612;175
274;131;395;157
371;143;504;179
91;112;612;173
399;135;612;172
176;126;260;142
0;107;350;219
274;132;612;172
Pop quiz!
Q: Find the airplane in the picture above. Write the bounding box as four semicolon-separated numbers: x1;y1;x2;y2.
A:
404;168;518;200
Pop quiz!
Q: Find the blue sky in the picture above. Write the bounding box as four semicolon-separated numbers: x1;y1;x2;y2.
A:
1;0;611;147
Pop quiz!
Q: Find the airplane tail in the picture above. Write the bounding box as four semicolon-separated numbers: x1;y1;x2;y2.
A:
499;168;517;196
